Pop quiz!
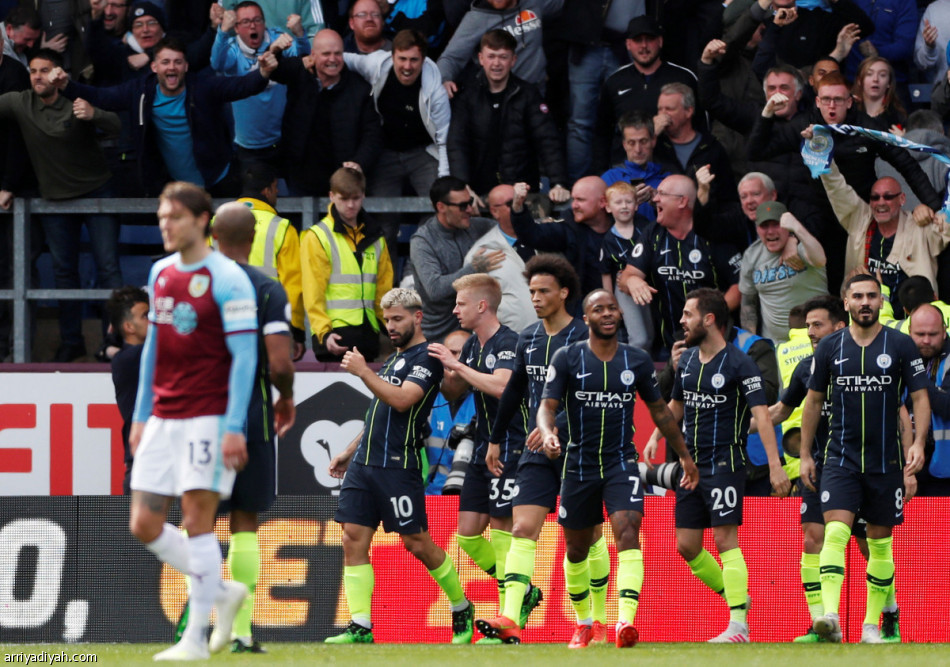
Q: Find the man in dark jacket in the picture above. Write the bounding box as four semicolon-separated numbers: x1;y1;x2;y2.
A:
53;36;274;196
270;28;383;196
447;29;568;201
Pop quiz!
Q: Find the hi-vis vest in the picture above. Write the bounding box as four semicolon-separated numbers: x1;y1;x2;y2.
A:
247;210;291;279
309;214;384;331
930;357;950;478
732;328;784;467
776;328;812;432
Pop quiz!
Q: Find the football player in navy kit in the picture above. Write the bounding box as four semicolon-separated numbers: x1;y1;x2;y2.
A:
800;274;929;644
327;288;473;644
539;289;698;648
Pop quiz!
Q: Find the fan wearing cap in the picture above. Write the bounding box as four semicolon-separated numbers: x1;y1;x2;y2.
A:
739;201;827;344
592;15;704;174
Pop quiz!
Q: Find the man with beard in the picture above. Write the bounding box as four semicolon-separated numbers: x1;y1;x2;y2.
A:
211;1;309;173
427;274;524;634
327;288;474;644
648;287;789;643
52;36;276;196
800;274;929;643
476;254;600;645
538;289;698;648
345;0;391;54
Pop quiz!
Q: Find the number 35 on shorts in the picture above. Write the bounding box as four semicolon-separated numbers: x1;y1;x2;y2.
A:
490;478;518;501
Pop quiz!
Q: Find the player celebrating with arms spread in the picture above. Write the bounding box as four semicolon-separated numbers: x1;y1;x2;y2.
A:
539;289;698;648
650;287;790;643
327;288;473;644
128;182;258;661
800;274;929;643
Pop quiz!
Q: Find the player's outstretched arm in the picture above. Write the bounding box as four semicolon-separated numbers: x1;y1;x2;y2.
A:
749;401;794;433
427;342;470;400
798;389;824;491
906;387;931;474
752;403;791;496
646;398;698;489
329;429;364;478
342;347;425;412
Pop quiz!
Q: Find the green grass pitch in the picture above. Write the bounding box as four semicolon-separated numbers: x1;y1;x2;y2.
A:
2;643;946;666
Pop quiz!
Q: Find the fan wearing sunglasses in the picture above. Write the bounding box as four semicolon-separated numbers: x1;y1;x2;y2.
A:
815;153;950;303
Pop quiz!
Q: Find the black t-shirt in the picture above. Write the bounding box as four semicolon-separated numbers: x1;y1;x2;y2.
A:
111;343;144;467
461;325;523;465
377;69;431;152
867;227;907;315
809;326;928;473
542;341;661;479
355;342;445;469
673;344;767;474
628;225;740;350
780;355;831;468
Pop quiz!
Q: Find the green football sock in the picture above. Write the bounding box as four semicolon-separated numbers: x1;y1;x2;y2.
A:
491;529;512;612
819;521;851;615
687;549;724;595
343;563;374;627
588;536;610;624
801;552;823;620
428;553;466;607
864;536;895;626
227;531;259;640
457;533;496;578
720;548;748;623
503;537;536;622
563;555;591;622
884;580;897;611
617;549;643;625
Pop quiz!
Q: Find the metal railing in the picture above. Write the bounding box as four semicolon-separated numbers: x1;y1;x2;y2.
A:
0;196;432;363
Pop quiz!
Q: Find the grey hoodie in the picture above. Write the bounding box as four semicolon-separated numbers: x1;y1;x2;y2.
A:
0;23;28;70
437;0;563;90
875;128;950;210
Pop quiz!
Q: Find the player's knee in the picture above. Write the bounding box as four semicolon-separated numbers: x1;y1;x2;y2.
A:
677;540;700;562
401;533;434;562
511;520;542;541
129;513;161;543
564;542;590;563
802;529;823;554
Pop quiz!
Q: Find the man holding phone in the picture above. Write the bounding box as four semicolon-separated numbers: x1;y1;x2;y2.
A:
601;112;669;222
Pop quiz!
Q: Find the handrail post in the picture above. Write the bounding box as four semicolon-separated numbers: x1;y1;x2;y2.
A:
12;198;30;363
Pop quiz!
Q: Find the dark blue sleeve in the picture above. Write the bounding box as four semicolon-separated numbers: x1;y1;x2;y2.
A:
490;348;529;442
780;357;812;408
712;242;741;289
209;69;270;103
808;336;833;393
627;234;653;274
261;280;290;335
493;330;519;372
634;351;662;403
901;335;929;394
671;349;691;402
511;207;574;252
405;350;445;392
63;79;138;110
736;352;768;407
541;347;570;403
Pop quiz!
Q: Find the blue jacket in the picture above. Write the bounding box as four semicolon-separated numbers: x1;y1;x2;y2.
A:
62;69;269;195
210;27;310;149
601;159;668;222
847;0;917;82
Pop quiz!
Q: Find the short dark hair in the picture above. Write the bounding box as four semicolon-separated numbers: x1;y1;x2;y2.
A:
802;294;848;325
160;181;213;234
845;273;881;292
581;288;613;312
392;29;428;58
479;28;516;53
685;287;729;329
153;36;187;58
234;1;263;15
241;162;277;197
617;111;655;139
906;109;944;134
430;175;468;208
523;253;581;303
29;48;63;69
787;304;807;330
5;6;41;30
897;275;937;313
107;286;149;336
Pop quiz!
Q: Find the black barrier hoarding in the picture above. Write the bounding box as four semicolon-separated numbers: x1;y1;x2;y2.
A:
0;497;345;643
277;381;370;496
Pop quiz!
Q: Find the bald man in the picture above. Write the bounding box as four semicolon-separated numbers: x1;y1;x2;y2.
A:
510;177;613;308
488;184;535;262
269;28;383;196
622;174;741;351
819;161;950;301
210;202;295;652
908;303;950;497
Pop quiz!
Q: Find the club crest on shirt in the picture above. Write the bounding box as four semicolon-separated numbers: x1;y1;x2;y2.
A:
711;373;725;389
486;353;497;370
621;369;635;385
877;354;892;369
394;358;406;371
546;365;556;383
188;274;210;298
688;249;703;264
